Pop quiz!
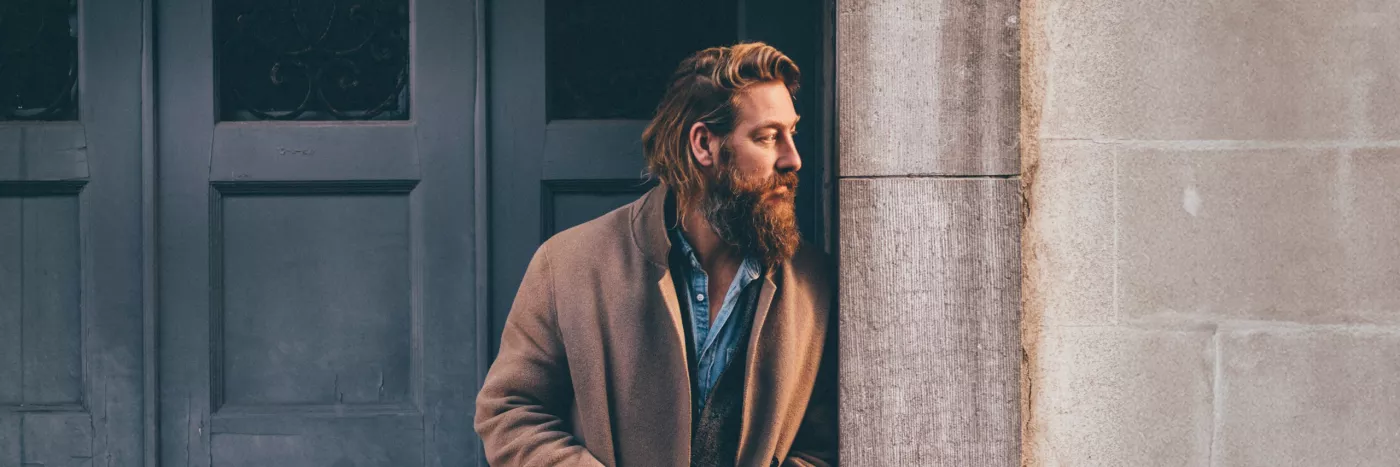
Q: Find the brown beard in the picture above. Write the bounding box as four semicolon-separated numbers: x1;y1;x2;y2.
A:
699;144;802;268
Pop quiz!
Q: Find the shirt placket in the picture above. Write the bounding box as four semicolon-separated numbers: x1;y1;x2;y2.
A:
686;253;714;366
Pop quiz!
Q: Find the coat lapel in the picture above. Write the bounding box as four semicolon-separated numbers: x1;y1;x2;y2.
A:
631;185;690;370
737;268;780;464
654;266;691;404
737;256;828;465
631;185;694;462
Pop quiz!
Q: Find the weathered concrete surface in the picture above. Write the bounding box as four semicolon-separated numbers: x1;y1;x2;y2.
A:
1117;147;1348;323
836;0;1023;464
1040;0;1400;140
839;178;1021;466
1346;149;1400;312
1024;0;1400;463
1028;327;1213;466
1104;145;1400;324
1023;140;1114;327
1218;329;1400;465
837;0;1020;176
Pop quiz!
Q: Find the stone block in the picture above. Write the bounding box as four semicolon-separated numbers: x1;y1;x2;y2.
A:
1219;329;1400;465
1027;327;1213;466
1345;149;1400;314
838;177;1020;466
837;1;1019;176
1027;140;1115;325
1117;147;1358;323
1038;0;1400;140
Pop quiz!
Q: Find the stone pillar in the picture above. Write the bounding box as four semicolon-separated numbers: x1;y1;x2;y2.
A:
835;0;1022;465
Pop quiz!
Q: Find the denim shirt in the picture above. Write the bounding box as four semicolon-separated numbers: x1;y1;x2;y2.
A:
669;227;763;409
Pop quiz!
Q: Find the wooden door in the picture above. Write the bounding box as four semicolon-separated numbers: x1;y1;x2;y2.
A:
156;0;483;465
487;0;828;353
0;0;146;464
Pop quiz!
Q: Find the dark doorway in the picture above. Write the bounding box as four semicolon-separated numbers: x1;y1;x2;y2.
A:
487;0;831;354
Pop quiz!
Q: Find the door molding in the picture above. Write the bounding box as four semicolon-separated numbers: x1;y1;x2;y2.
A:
141;0;159;462
538;178;657;241
473;0;492;431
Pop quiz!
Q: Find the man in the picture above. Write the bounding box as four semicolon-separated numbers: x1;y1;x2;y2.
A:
475;42;836;467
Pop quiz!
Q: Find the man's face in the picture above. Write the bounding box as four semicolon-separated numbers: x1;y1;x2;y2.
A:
700;80;803;266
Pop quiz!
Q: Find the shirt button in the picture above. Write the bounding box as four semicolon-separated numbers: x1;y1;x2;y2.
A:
697;293;706;302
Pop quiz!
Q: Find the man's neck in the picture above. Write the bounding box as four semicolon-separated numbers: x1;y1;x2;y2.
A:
678;208;745;278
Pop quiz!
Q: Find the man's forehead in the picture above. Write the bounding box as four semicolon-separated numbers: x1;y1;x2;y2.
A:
734;82;800;127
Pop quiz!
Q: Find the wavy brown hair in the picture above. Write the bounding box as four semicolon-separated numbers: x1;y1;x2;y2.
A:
642;42;800;218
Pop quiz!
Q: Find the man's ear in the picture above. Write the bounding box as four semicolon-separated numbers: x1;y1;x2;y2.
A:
688;122;718;168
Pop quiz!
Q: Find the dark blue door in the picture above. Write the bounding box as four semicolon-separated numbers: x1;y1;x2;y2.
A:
1;1;145;465
156;0;484;465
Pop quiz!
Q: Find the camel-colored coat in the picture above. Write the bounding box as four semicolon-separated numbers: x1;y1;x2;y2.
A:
475;186;837;466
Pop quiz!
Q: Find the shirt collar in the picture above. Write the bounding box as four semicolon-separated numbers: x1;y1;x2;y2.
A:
668;224;762;281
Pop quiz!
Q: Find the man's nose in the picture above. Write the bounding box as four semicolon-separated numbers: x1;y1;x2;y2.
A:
777;133;802;173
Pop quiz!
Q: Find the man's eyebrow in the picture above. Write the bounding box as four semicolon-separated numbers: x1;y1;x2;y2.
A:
751;116;801;130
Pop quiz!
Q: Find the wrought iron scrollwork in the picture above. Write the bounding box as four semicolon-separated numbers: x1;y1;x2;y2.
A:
218;0;409;121
0;0;79;121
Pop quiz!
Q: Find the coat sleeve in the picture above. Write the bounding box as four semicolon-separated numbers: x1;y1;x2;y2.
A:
474;245;605;467
780;315;839;467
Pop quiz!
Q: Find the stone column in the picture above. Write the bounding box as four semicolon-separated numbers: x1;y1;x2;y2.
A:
835;0;1022;465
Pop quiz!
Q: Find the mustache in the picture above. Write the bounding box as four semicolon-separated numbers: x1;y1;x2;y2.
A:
733;170;799;195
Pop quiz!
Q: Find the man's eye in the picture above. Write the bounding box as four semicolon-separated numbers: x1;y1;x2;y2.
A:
759;135;777;142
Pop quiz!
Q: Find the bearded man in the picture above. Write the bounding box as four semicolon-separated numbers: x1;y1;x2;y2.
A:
475;42;836;467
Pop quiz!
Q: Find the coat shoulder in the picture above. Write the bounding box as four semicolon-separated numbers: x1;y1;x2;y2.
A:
537;194;644;270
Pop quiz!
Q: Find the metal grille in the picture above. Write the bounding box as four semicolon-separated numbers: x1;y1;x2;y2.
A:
217;0;409;121
0;0;79;121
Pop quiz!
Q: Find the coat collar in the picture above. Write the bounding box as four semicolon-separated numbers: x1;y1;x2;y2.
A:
631;184;675;270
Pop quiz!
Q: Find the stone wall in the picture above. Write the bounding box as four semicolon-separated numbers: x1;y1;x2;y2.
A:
836;0;1022;464
1023;0;1400;464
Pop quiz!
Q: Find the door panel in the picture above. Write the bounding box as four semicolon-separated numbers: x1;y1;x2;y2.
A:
488;0;828;354
215;190;414;410
157;0;481;465
0;0;145;464
541;120;649;180
540;179;656;241
12;196;82;405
